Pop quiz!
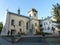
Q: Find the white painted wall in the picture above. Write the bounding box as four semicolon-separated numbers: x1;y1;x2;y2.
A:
41;18;53;33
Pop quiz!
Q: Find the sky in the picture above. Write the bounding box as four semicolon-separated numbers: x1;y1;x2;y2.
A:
0;0;60;24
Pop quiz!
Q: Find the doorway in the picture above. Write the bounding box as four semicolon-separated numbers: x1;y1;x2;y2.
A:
11;29;16;36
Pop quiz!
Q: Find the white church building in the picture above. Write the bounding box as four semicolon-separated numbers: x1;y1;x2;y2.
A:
1;8;59;36
1;8;40;35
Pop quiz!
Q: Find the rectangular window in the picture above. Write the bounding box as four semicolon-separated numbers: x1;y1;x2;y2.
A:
11;19;14;25
20;28;22;33
40;24;42;27
20;29;21;32
26;22;28;30
44;23;45;25
19;21;21;26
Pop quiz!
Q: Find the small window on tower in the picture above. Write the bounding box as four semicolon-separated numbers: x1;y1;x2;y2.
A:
34;13;36;16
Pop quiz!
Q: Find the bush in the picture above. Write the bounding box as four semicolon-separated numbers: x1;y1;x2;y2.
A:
0;22;3;33
42;32;45;36
18;32;21;36
35;31;45;36
35;31;41;35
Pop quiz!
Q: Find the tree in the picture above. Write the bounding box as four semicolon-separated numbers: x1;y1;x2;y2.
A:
52;3;60;35
0;22;3;33
52;3;60;22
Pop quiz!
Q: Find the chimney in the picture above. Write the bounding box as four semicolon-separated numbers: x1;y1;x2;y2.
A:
18;8;20;15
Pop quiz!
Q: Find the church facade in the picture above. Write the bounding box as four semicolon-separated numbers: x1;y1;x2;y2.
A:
1;8;40;35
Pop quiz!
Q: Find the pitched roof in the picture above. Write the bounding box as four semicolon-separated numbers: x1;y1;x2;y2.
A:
41;16;52;21
8;11;30;19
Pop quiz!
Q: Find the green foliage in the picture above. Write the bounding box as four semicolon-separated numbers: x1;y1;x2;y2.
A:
58;31;60;34
35;31;41;35
52;7;58;16
52;3;60;31
35;31;45;36
0;22;3;33
52;3;60;21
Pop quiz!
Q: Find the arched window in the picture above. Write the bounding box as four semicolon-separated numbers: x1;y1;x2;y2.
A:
11;19;14;25
19;21;21;26
19;20;24;26
26;22;28;30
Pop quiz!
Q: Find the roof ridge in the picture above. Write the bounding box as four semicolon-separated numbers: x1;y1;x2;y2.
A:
8;11;30;19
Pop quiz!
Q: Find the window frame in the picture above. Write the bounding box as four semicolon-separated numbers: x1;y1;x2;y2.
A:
26;22;28;30
19;21;21;26
34;13;36;16
11;19;14;25
20;28;22;32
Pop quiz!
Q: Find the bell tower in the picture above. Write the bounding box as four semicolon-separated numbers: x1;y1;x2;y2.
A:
28;8;38;35
28;8;38;19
